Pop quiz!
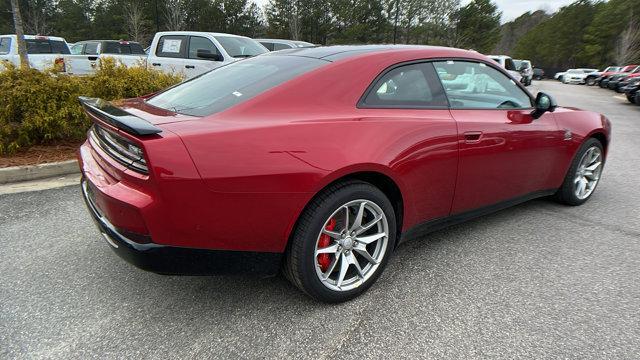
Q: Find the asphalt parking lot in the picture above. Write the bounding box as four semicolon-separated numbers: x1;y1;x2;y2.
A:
1;80;639;359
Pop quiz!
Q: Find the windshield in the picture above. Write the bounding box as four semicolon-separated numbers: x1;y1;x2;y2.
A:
214;36;267;58
146;55;326;116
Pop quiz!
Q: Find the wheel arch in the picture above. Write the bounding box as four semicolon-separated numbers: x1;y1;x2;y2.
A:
284;167;406;252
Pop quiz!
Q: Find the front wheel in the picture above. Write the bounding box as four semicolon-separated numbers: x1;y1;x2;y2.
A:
555;138;604;206
586;77;596;86
284;180;396;302
628;94;636;104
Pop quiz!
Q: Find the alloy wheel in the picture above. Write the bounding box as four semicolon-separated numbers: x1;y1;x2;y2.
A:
574;146;603;200
313;199;389;291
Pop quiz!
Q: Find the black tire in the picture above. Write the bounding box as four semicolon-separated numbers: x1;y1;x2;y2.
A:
558;75;564;82
628;94;636;104
554;138;604;206
283;180;397;303
635;92;640;105
586;77;596;86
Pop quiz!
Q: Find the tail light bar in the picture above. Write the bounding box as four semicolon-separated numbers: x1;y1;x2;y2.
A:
90;125;148;174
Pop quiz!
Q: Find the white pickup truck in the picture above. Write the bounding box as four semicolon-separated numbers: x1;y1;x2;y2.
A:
69;40;147;69
146;31;269;78
0;35;72;71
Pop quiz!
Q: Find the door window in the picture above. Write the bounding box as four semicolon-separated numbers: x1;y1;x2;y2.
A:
260;42;275;51
0;37;13;54
156;35;187;58
434;61;532;109
70;43;83;55
188;36;220;59
360;62;448;108
273;43;291;51
84;42;99;55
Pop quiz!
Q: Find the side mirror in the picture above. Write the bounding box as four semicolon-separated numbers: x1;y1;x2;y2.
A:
531;92;557;119
196;49;223;61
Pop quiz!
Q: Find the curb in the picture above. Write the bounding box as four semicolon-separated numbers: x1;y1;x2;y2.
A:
0;160;80;184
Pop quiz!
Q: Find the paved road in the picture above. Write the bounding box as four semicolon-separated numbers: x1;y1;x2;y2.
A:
1;81;639;359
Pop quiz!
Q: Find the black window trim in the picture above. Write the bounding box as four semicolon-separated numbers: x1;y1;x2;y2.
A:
358;57;535;111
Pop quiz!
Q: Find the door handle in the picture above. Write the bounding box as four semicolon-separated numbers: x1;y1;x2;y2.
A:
151;63;161;66
463;131;483;143
185;65;195;69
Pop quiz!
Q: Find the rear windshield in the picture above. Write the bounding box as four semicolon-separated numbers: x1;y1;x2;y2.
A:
103;42;145;55
147;55;326;116
26;39;70;54
214;36;268;58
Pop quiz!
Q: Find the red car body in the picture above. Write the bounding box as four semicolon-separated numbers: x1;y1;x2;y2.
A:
78;46;611;275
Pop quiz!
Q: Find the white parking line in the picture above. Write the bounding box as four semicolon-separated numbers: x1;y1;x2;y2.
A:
613;95;626;101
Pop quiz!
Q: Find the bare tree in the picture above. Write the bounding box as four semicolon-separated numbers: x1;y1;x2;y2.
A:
125;1;148;43
163;0;187;31
615;17;640;66
288;0;301;40
10;0;29;69
25;6;52;35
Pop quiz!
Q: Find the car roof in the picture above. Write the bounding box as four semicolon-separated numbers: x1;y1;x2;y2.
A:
1;34;66;41
265;45;486;62
75;40;141;44
155;31;248;38
256;38;294;44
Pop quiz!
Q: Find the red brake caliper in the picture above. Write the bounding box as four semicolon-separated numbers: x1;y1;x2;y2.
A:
317;218;337;272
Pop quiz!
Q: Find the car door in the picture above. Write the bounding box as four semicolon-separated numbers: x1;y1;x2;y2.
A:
150;34;189;76
358;62;459;223
185;36;225;78
433;60;565;214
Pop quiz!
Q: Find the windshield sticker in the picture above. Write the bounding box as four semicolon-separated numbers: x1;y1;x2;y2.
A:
162;39;182;53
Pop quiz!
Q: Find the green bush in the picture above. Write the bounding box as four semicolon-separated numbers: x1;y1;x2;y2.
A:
0;59;183;154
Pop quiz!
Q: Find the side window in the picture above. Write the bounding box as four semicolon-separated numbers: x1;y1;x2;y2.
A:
361;62;448;108
260;42;274;51
156;35;187;58
505;58;516;71
0;37;12;54
273;43;291;51
434;61;532;109
188;36;220;59
85;42;99;55
70;44;83;55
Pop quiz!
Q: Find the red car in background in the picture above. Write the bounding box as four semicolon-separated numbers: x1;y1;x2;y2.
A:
78;46;611;302
598;64;639;88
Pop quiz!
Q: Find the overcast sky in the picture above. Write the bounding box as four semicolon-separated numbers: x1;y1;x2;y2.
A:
469;0;577;22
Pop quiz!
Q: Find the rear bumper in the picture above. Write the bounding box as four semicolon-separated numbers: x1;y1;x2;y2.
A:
81;178;282;275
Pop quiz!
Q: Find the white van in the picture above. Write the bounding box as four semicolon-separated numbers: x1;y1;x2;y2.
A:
146;31;268;78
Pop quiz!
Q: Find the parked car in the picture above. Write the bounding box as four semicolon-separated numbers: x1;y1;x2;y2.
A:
585;66;620;86
620;76;640;103
78;45;611;302
555;68;597;82
146;31;269;78
256;39;315;51
514;59;533;86
598;65;639;88
487;55;522;83
607;66;640;92
532;67;545;80
70;40;147;68
0;34;70;71
564;69;595;84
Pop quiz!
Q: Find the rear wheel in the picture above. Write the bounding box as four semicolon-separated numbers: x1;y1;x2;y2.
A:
555;138;604;206
284;181;396;303
586;77;596;86
628;94;636;104
635;92;640;105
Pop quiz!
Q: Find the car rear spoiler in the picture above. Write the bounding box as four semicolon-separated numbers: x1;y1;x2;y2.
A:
78;96;162;136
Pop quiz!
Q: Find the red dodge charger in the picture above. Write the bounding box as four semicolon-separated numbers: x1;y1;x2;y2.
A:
78;45;610;302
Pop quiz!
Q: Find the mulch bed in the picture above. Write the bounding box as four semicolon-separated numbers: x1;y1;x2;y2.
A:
0;141;83;168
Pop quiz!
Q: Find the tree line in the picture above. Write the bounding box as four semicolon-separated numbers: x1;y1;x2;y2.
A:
2;0;640;70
